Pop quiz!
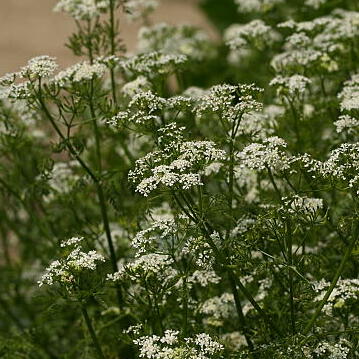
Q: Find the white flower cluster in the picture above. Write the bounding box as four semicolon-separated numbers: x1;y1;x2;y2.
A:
111;91;166;125
237;137;292;173
320;143;359;184
38;237;105;287
107;253;175;282
313;278;359;316
134;331;223;359
305;0;327;9
234;0;284;13
131;219;176;256
110;93;192;127
124;0;158;22
237;111;275;140
201;293;236;326
242;278;272;315
0;56;58;100
50;60;106;87
280;195;323;218
138;23;213;61
128;134;226;196
119;51;188;77
0;82;31;101
182;236;215;270
224;20;279;51
121;76;152;97
230;216;256;237
187;270;220;287
313;339;351;359
195;84;263;124
43;161;80;202
220;332;247;350
60;236;84;247
270;75;311;97
73;62;107;82
21;56;58;79
273;11;359;73
334;115;359;134
54;0;109;20
338;73;359;112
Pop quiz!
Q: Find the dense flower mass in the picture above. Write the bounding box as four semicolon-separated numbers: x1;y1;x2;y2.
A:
38;236;105;287
1;0;359;358
128;132;226;196
54;0;109;20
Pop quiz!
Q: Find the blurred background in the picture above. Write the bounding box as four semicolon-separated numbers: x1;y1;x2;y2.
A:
0;0;216;74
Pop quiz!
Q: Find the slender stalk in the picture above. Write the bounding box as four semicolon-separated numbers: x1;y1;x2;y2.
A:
266;166;282;203
287;219;296;334
286;96;302;153
227;272;255;353
83;16;124;308
109;0;118;107
89;81;102;173
301;224;359;338
37;89;123;308
174;191;279;336
81;306;106;359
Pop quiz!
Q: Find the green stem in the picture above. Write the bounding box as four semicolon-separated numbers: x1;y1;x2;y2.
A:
174;192;279;336
287;219;296;334
37;89;123;308
81;306;106;359
109;0;118;107
227;272;255;353
301;224;359;338
266;167;282;203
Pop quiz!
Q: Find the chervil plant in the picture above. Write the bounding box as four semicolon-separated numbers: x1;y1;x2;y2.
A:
0;0;359;358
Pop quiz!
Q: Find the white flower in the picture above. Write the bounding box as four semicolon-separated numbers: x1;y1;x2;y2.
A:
108;253;175;282
237;137;292;173
119;51;188;77
188;270;220;287
190;333;224;356
234;0;284;13
138;23;213;61
280;195;323;217
305;0;327;9
43;161;80;202
73;62;107;82
38;238;105;287
121;76;151;97
334;115;359;134
54;0;109;20
134;332;223;359
338;74;359;112
160;330;179;345
314;339;351;359
20;56;58;79
270;75;311;97
60;236;84;247
195;83;263;123
124;0;158;22
313;278;359;316
131;219;176;256
224;20;279;50
201;293;236;322
129;134;225;196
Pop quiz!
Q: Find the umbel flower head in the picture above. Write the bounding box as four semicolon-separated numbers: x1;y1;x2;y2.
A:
137;23;213;61
54;0;110;20
38;236;105;287
133;331;223;359
128;124;226;197
124;0;158;22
